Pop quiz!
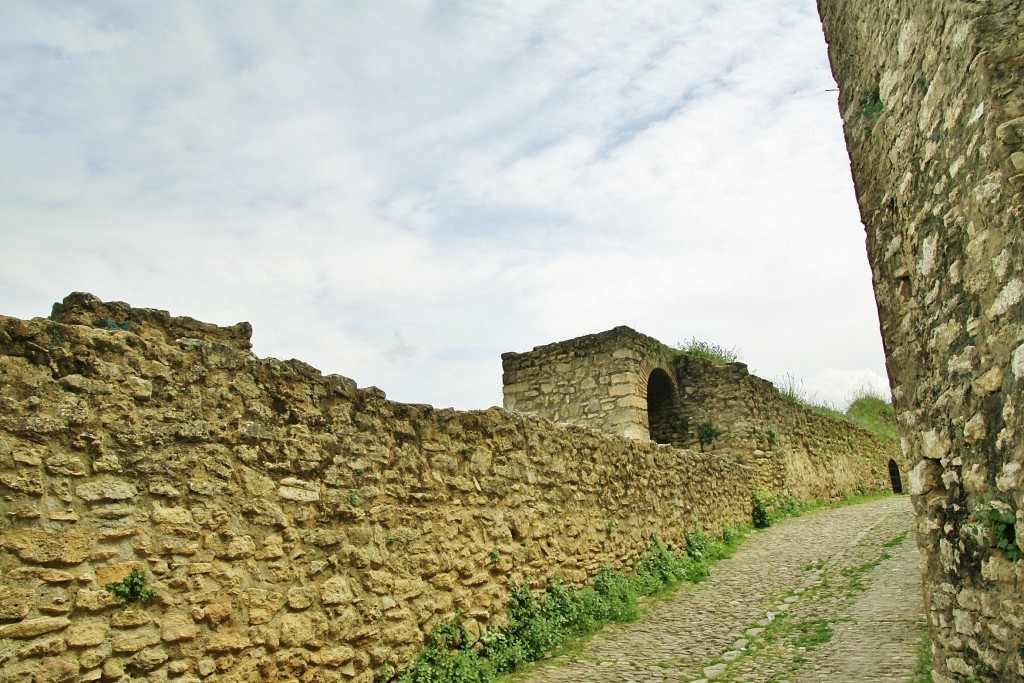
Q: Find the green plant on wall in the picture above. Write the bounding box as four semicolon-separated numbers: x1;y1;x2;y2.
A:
972;501;1022;562
104;567;156;609
859;90;884;132
673;337;742;365
696;421;724;451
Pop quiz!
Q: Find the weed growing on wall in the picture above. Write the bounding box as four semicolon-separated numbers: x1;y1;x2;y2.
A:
387;531;742;682
858;90;884;132
104;567;156;609
673;337;742;365
972;501;1022;562
696;422;725;451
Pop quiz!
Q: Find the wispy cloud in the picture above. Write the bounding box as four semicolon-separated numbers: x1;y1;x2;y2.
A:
1;1;884;410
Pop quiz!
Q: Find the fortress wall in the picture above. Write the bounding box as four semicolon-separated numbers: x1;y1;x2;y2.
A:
504;326;899;502
818;2;1024;679
671;354;901;501
0;299;754;683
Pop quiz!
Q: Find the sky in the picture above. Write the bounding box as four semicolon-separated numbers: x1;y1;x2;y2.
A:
0;1;890;411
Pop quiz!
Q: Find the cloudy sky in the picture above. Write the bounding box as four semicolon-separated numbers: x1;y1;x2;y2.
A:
1;1;889;411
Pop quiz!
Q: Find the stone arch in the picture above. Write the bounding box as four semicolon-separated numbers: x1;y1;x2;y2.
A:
646;367;679;444
887;458;903;494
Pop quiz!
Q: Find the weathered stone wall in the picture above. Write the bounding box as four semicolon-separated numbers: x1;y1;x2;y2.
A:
501;327;677;441
0;295;896;682
503;326;901;501
0;297;752;683
671;354;902;502
818;2;1024;680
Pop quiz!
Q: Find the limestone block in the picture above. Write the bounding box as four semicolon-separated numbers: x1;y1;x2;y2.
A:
278;478;320;502
0;616;70;639
151;504;195;525
320;576;354;605
287;585;319;610
0;587;36;621
203;602;233;624
17;634;65;658
102;657;124;679
221;535;257;560
32;654;78;683
64;618;110;647
95;561;146;587
58;374;112;394
75;479;138;502
79;643;110;669
44;454;87;477
1;530;92;565
973;366;1004;395
129;645;168;672
312;645;356;666
244;589;285;625
111;627;160;653
125;376;153;399
996;461;1021;493
280;611;326;647
110;609;150;628
1012;344;1024;380
161;610;199;642
203;630;251;653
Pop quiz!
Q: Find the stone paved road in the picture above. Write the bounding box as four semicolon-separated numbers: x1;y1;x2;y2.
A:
510;496;924;683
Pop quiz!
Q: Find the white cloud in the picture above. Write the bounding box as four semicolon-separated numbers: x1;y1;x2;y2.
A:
0;1;888;410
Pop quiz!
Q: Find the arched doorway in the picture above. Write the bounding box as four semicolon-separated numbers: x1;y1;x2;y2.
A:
646;368;676;444
888;459;903;494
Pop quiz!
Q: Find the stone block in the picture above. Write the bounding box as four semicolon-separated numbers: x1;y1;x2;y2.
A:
0;617;70;639
64;618;110;647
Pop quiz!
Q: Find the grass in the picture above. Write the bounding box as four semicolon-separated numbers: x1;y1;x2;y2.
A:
673;337;742;365
389;492;896;683
387;530;745;683
845;392;898;440
753;488;892;529
911;626;933;683
771;376;898;440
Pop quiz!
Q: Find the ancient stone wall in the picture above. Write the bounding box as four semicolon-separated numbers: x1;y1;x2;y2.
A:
503;326;901;501
818;1;1024;680
0;297;758;683
671;354;902;502
0;295;895;682
501;326;677;441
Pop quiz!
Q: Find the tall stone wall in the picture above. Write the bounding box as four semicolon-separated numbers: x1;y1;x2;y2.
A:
0;294;842;683
0;294;895;682
818;2;1024;680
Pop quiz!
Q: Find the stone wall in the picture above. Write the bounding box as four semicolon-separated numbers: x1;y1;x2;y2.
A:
503;326;901;501
0;295;768;683
670;354;902;502
0;295;895;682
818;2;1024;680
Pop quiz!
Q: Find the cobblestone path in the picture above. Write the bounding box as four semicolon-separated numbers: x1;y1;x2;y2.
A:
511;496;924;683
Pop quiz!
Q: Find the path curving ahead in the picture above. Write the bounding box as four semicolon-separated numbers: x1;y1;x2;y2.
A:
511;496;924;683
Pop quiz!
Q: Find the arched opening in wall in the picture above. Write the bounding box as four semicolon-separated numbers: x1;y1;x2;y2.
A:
646;368;677;444
888;459;903;494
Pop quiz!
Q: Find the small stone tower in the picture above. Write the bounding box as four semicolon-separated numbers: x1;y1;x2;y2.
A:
501;326;684;442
